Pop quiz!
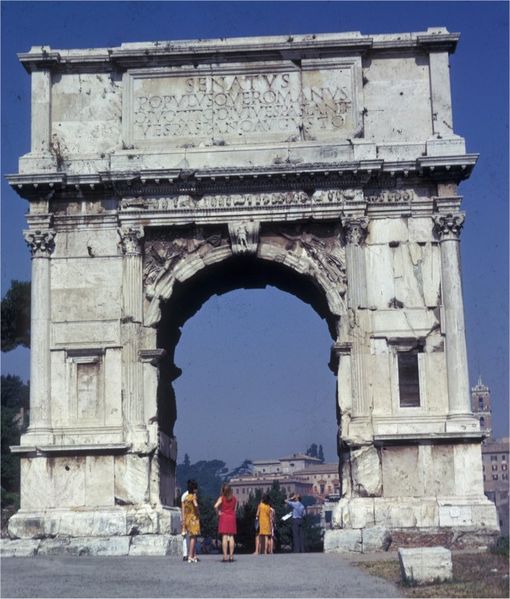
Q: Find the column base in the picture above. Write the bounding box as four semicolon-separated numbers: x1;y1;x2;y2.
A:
7;505;181;539
445;414;480;433
344;417;373;445
17;429;54;447
4;505;183;557
324;495;499;553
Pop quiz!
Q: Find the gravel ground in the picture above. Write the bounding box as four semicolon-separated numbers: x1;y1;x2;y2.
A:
1;552;402;598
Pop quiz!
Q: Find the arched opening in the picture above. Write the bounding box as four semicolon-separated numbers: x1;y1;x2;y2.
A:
154;254;341;516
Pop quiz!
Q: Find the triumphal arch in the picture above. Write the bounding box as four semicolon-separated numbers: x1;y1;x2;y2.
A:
7;29;498;554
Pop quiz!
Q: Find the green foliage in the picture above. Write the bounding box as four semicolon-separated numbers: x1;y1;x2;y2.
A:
490;536;509;557
1;281;31;352
176;456;228;499
302;512;323;552
236;488;262;552
306;443;318;459
1;375;29;507
306;443;325;463
226;459;253;479
268;480;292;551
198;494;218;539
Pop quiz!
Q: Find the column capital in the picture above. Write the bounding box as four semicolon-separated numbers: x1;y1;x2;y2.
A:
341;216;369;246
433;213;465;241
23;229;55;257
118;225;144;255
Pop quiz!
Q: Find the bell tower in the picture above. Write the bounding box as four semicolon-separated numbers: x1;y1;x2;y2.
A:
471;375;493;441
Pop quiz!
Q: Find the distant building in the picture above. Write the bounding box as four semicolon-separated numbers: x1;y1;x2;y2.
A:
471;377;509;535
252;453;322;476
230;453;340;513
471;375;493;440
229;474;313;506
293;463;340;499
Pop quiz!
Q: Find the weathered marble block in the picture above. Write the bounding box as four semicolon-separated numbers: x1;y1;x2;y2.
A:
398;546;453;585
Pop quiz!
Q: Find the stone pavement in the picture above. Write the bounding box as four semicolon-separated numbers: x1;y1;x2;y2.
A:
1;552;401;598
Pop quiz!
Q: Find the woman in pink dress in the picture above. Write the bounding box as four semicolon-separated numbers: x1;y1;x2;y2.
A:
214;484;237;562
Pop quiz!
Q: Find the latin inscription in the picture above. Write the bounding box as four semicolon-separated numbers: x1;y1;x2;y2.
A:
131;68;356;142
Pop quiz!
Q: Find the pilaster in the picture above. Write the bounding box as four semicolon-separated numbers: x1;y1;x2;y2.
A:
341;216;371;440
118;225;147;445
31;69;52;156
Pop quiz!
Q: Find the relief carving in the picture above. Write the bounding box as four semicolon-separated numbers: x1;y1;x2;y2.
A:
228;221;260;255
118;225;144;255
365;189;414;204
120;189;365;213
341;217;369;246
313;189;361;204
143;228;225;288
433;213;465;241
23;229;56;257
275;224;347;293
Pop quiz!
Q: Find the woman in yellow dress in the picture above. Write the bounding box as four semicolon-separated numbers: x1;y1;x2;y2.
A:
256;495;272;554
182;480;201;563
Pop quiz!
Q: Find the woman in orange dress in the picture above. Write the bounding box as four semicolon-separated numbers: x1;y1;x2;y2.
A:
256;495;272;554
182;480;201;563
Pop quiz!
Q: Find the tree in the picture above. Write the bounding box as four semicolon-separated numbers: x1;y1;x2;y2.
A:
236;489;262;552
197;494;218;540
318;444;325;463
176;457;228;499
268;480;292;551
306;443;318;459
1;281;31;352
225;459;253;480
1;375;29;507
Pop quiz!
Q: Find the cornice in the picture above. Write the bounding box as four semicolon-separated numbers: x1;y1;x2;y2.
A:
17;30;459;73
7;155;477;201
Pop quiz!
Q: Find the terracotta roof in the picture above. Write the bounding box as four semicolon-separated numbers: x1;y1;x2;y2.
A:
279;453;322;462
293;464;339;474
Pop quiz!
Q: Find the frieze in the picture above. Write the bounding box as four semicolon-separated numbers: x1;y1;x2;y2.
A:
365;189;414;204
120;189;362;213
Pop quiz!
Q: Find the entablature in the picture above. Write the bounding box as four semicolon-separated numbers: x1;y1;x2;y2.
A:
7;155;476;204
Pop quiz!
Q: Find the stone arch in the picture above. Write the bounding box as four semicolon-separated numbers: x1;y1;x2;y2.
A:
143;226;347;505
144;227;347;334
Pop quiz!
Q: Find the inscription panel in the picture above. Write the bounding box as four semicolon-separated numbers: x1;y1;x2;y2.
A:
123;59;362;147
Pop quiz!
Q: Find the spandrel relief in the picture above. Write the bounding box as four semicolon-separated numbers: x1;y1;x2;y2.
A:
264;222;347;294
143;226;227;290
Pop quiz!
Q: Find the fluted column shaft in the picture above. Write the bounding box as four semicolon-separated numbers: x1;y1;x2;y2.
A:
24;228;55;433
434;214;471;417
342;217;369;419
119;226;145;430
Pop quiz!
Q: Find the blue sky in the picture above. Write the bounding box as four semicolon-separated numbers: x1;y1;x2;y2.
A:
1;1;508;466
